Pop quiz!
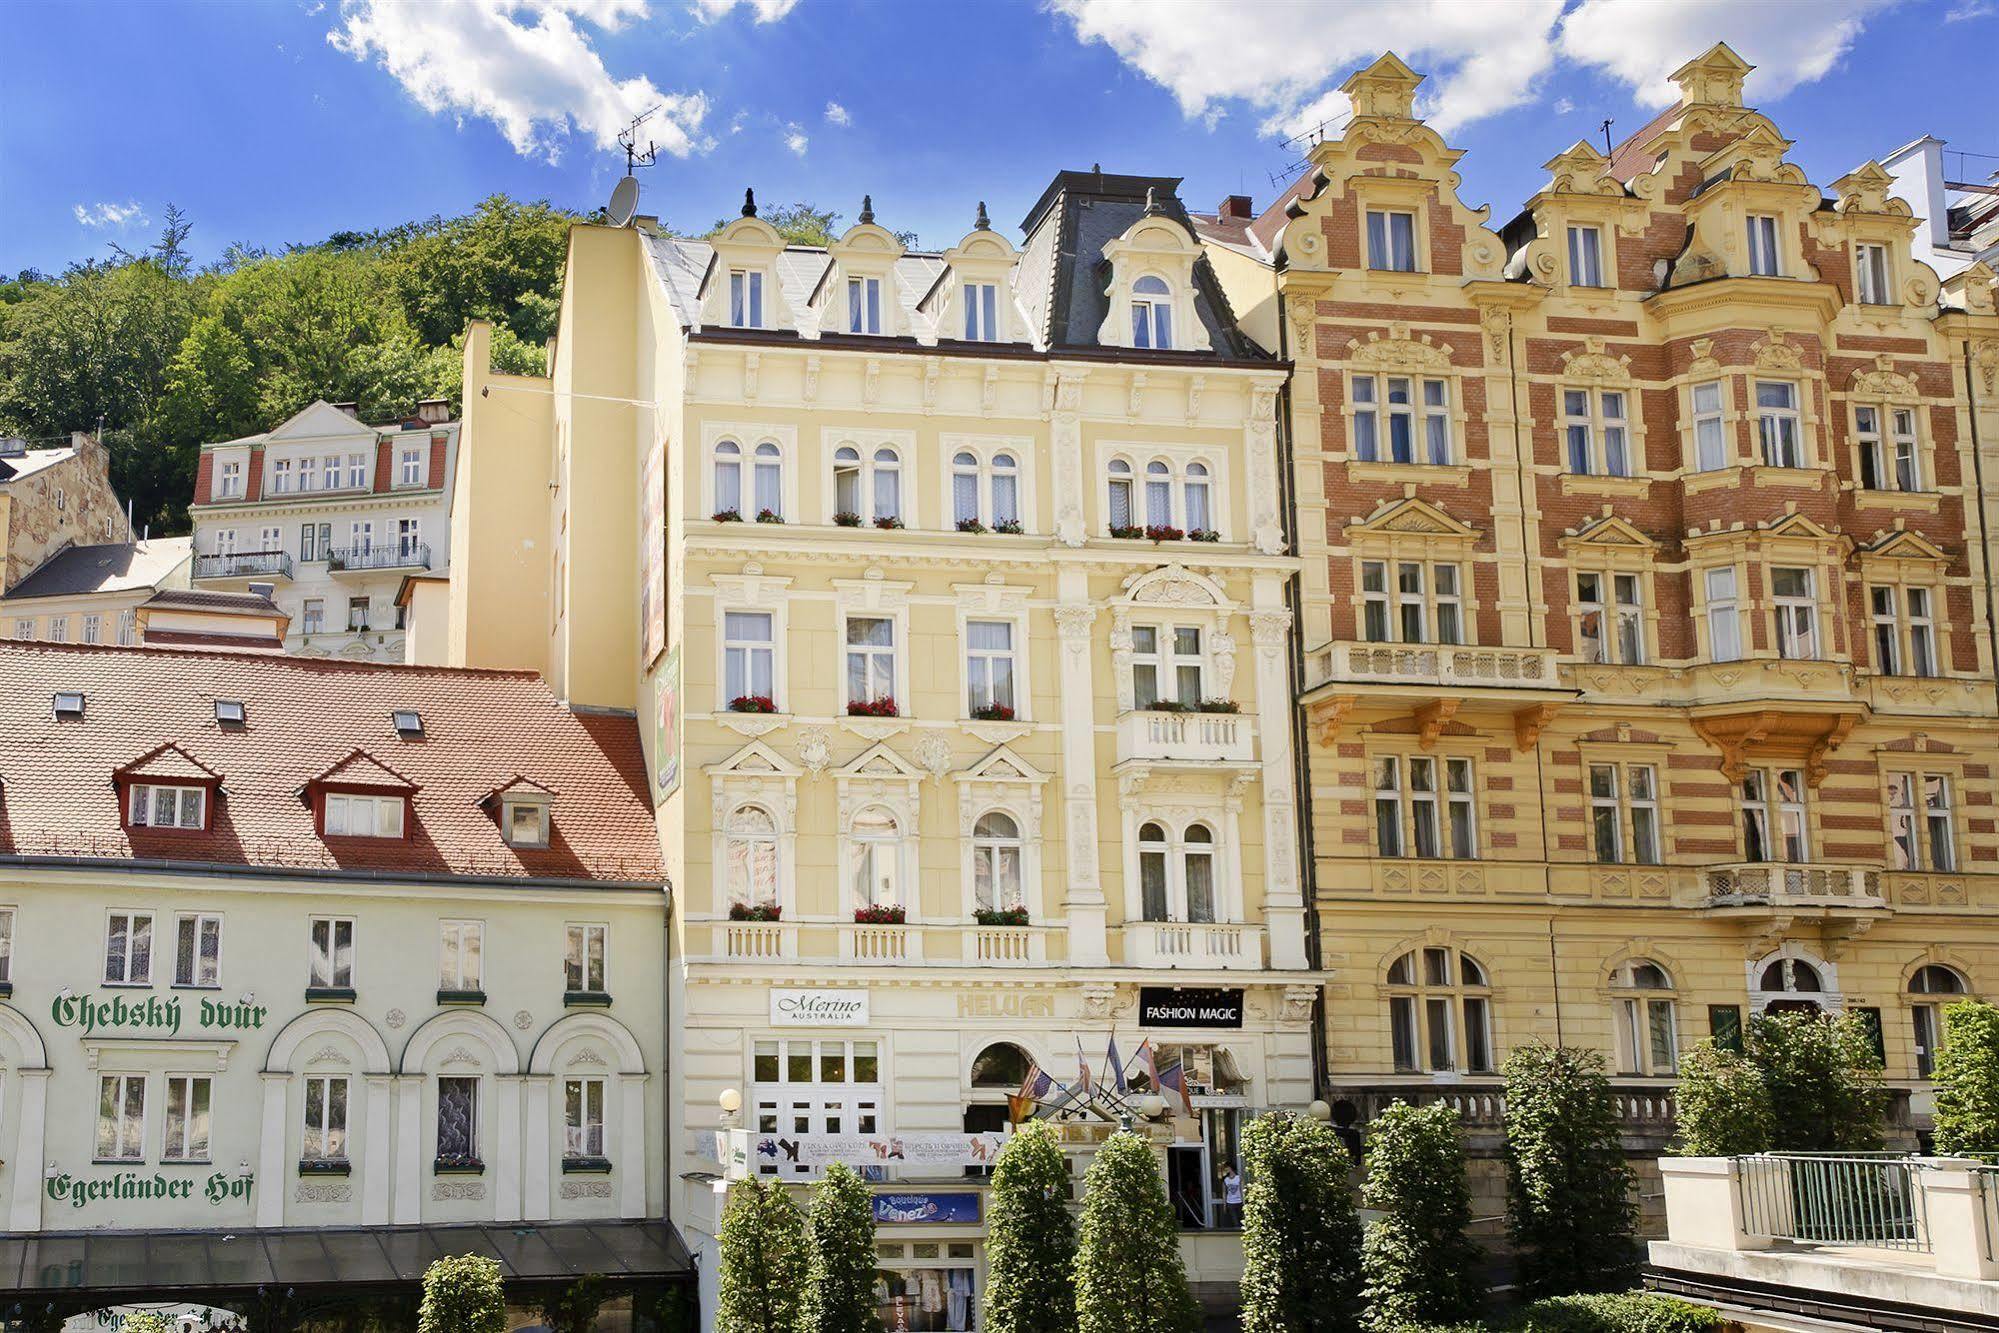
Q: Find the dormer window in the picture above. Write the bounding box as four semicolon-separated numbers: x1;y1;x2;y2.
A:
1131;276;1173;350
729;269;764;328
964;283;999;341
217;461;243;499
1567;225;1604;287
1367;210;1417;272
130;784;207;830
324;794;405;838
847;276;882;335
52;692;84;719
503;798;551;849
1856;243;1891;305
1746;215;1781;276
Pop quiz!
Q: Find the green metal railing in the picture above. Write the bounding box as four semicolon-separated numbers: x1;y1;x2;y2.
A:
1975;1165;1999;1263
1733;1153;1929;1252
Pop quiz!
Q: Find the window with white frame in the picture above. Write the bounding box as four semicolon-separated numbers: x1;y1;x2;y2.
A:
216;460;243;498
1741;768;1808;863
963;282;1000;341
117;609;136;645
1589;763;1661;864
324;793;405;838
1373;756;1476;859
1366;209;1417;272
164;1075;212;1162
714;441;744;516
1611;961;1678;1076
844;615;896;709
1386;947;1493;1073
1107;459;1135;531
1909;965;1968;1078
1351;374;1451;466
1130;624;1204;708
723;610;776;707
729;269;763;327
273;458;293;494
437;1076;479;1164
12;619;32;641
1756;382;1803;467
399;446;424;486
1704;567;1742;661
753;1038;881;1178
174;913;222;987
965;620;1016;716
82;614;101;644
565;923;607;993
1746;214;1782;277
1136;821;1219;923
1854;405;1920;492
1691;381;1728;471
46;616;67;644
848;807;903;908
96;1073;147;1161
302;600;325;635
1888;773;1955;872
847;275;883;335
564;1078;607;1161
1771;566;1818;659
346;453;367;489
1563;387;1632;476
309;916;354;990
1871;585;1938;677
1360;558;1464;645
724;805;781;910
302;1074;349;1161
1856;243;1891;305
1119;455;1218;534
1130;275;1173;350
1568;224;1605;287
972;812;1024;913
298;457;318;492
396;518;421;558
0;907;13;985
952;450;1020;529
213;528;237;556
439;919;483;992
105;911;154;985
1575;571;1644;665
832;445;902;523
129;783;206;830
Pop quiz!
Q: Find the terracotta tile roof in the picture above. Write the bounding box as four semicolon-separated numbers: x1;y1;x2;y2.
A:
1606;105;1681;183
0;641;664;885
115;742;222;784
308;749;420;793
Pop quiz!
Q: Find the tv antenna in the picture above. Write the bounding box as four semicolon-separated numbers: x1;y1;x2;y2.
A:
1600;117;1615;156
618;106;662;176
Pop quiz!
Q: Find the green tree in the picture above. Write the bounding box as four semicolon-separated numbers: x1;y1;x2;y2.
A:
984;1120;1078;1333
0;256;194;443
712;201;843;246
1240;1111;1362;1333
1933;999;1999;1154
1501;1044;1636;1298
537;1274;607;1333
716;1175;807;1333
118;1314;173;1333
1672;1040;1775;1156
418;1254;507;1333
1748;1010;1885;1151
1074;1131;1200;1333
158;311;259;442
1359;1101;1483;1332
798;1162;882;1333
384;194;579;346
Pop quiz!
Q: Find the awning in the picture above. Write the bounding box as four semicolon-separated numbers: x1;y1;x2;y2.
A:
0;1220;693;1302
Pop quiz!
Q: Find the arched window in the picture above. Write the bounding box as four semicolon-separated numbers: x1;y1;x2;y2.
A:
1145;460;1173;526
1610;959;1677;1076
724;805;779;909
1138;822;1169;921
970;1042;1032;1089
849;807;901;908
953;451;980;526
1183;462;1211;533
834;446;862;519
1755;954;1828;1017
990;452;1019;526
1385;947;1494;1074
1107;458;1134;531
972;812;1023;912
955;450;1024;530
872;447;901;522
1131;275;1172;350
753;442;783;518
1910;964;1969;1078
714;440;743;516
1184;824;1215;923
1134;820;1226;924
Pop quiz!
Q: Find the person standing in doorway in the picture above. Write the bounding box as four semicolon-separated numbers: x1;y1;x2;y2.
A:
1220;1164;1243;1228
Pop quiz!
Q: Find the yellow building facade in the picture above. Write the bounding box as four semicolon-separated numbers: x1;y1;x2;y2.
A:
1198;43;1999;1226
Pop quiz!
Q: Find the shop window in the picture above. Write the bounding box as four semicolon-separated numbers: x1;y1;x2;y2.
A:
875;1243;978;1332
753;1038;882;1178
1385;948;1494;1073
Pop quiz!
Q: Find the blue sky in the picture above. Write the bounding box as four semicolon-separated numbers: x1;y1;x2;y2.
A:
3;0;1994;275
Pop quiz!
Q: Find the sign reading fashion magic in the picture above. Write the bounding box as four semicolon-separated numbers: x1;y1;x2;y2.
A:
770;988;869;1027
50;991;267;1037
1138;986;1245;1029
45;1167;254;1211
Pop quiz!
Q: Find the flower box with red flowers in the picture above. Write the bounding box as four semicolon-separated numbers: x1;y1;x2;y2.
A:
970;703;1015;722
873;515;905;530
712;508;743;523
1109;524;1145;540
853;904;907;925
833;511;863;528
847;696;900;718
729;901;783;922
1197;699;1241;714
1188;528;1221;543
956;518;987;534
755;508;784;524
973;906;1031;927
729;695;778;714
995;518;1025;535
1145;524;1185;543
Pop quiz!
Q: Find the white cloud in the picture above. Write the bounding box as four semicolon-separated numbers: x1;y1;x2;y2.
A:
781;122;808;155
73;201;147;229
1945;0;1993;19
690;0;798;21
328;0;709;163
1553;96;1575;114
1556;0;1898;107
824;100;850;126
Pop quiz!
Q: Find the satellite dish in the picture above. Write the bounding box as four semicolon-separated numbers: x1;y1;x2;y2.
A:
607;176;641;228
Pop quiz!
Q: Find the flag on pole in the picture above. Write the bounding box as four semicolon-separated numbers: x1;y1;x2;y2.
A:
1017;1060;1052;1101
1106;1034;1128;1093
1158;1060;1194;1116
1139;1038;1161;1091
1075;1037;1094;1095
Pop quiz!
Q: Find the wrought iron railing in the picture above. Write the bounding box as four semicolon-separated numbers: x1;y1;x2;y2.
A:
1734;1153;1929;1252
328;543;430;572
193;550;292;580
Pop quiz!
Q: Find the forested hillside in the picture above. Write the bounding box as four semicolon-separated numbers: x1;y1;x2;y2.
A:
0;196;853;536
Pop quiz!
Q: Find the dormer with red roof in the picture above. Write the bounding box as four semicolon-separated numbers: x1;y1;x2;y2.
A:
115;742;223;832
303;749;420;840
480;776;556;849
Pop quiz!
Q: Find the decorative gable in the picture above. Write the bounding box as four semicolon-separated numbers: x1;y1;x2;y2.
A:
1095;199;1212;352
953;744;1049;839
1561;514;1658;551
705;740;800;824
1542;142;1620;199
699;197;797;332
1341;51;1422;121
1671;42;1752;109
263;400;379;445
1344;496;1480;542
115;743;223;832
305;750;419;796
1859;528;1951;569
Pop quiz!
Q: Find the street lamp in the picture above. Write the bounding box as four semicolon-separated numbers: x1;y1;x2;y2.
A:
1307;1099;1332;1122
719;1087;742;1125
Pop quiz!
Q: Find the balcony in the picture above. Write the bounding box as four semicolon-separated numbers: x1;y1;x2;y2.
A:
1125;921;1263;970
328;543;431;575
193;550;293;582
840;923;921;963
1114;710;1256;768
964;925;1047;966
1310;640;1568;696
718;921;796;962
1701;862;1889;919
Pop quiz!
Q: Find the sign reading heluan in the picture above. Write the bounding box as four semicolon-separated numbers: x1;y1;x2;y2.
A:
50;991;267;1037
770;988;869;1027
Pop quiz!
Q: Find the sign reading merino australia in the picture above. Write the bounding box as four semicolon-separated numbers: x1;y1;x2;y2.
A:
1138;987;1246;1029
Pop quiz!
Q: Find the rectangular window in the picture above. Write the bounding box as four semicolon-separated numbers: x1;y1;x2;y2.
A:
309;916;354;989
1856;406;1916;491
844;615;896;708
1563;388;1631;477
303;1075;349;1161
46;616;67;643
1907;587;1937;677
439;920;483;992
1705;567;1741;662
566;923;607;993
397;518;421;558
399;447;424;486
1618;998;1678;1076
1756;381;1802;468
298;457;317;492
0;907;12;984
963;282;999;341
1856;243;1890;305
1575;572;1641;665
163;1075;212;1162
1889;772;1955;871
217;461;243;498
1589;764;1623;863
104;911;153;985
301;523;318;562
324;794;404;838
1746;214;1781;276
302;599;325;635
1590;763;1661;864
723;610;775;705
128;783;206;830
1366;210;1417;272
1913;1005;1943;1079
965;620;1016;715
1373;757;1404;858
1375;757;1475;860
12;619;32;641
346;454;367;489
1741;768;1807;863
753;1039;883;1177
117;608;137;645
273;459;292;493
1349;373;1453;466
1772;567;1818;659
96;1073;147;1161
1692;381;1728;471
174;913;222;987
1445;758;1476;859
437;1076;479;1162
1567;224;1604;287
81;614;101;644
564;1078;606;1160
730;270;763;327
847;276;882;335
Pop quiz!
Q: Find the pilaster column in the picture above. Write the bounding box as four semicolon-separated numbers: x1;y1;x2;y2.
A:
493;1074;523;1223
255;1073;287;1228
524;1075;553;1221
362;1074;393;1225
1054;577;1107;965
1049;371;1089;547
7;1068;48;1233
618;1075;649;1218
1250;592;1307;969
391;1074;423;1225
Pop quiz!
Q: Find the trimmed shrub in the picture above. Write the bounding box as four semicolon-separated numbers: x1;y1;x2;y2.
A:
984;1120;1078;1333
715;1175;807;1333
418;1254;507;1333
798;1162;882;1333
1360;1101;1484;1332
1671;1041;1773;1155
1748;1010;1885;1151
1502;1044;1636;1298
118;1316;174;1333
1074;1131;1201;1333
1240;1111;1362;1333
1513;1291;1724;1332
538;1274;607;1333
1933;998;1999;1155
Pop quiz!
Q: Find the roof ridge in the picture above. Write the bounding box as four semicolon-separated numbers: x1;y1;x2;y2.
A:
0;639;545;679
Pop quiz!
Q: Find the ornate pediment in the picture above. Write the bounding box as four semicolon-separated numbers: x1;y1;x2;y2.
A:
1542;141;1619;198
1751;330;1806;372
954;744;1050;787
1559;336;1633;382
1860;528;1951;566
1345;496;1479;541
1848;354;1918;399
1121;563;1233;609
1346;323;1454;372
1713;123;1805;186
1832;161;1908;217
1561;514;1657;549
1672;42;1753;109
1340;51;1422;121
705;739;802;779
835;741;925;781
1763;511;1841;543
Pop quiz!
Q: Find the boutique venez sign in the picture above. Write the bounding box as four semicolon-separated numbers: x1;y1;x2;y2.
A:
1138;987;1244;1029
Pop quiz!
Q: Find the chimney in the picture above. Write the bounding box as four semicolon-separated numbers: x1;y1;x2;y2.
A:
415;398;451;425
332;402;361;419
1217;195;1254;222
0;437;27;458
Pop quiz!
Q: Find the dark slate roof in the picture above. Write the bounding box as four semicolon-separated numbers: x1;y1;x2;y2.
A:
143;587;283;616
0;538;190;602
